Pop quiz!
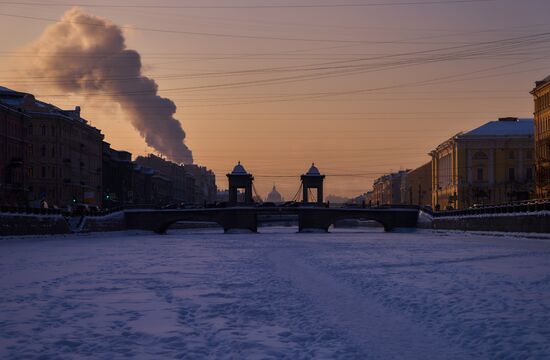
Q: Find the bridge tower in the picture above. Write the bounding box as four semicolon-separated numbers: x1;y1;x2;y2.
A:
301;163;325;204
227;162;254;205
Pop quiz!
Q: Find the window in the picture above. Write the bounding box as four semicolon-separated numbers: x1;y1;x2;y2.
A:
477;168;484;181
473;151;488;160
41;145;46;157
508;151;515;160
41;124;46;136
508;168;515;182
526;168;533;181
526;150;533;160
51;167;55;178
51;146;55;157
41;166;46;178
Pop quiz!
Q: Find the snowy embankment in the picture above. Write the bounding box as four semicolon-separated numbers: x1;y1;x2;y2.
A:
432;211;550;233
1;228;550;359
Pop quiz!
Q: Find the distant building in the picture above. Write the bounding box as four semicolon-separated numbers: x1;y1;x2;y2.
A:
216;189;229;203
362;190;374;206
184;164;217;204
0;104;30;206
430;117;535;210
0;87;104;208
531;76;550;198
135;154;185;204
371;170;409;205
401;162;432;207
134;154;217;205
266;185;283;203
325;194;351;204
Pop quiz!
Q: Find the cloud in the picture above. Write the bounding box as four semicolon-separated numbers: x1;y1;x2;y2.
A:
19;8;193;164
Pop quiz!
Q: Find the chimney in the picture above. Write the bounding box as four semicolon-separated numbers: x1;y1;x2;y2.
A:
498;117;518;122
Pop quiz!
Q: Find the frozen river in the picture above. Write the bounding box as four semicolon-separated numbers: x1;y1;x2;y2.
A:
1;227;550;359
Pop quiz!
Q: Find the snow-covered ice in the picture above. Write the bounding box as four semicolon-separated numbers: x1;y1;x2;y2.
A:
1;227;550;359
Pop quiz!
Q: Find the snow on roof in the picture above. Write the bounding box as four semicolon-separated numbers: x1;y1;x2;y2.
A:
0;97;22;106
461;118;533;137
535;74;550;87
231;161;248;175
304;163;321;176
0;86;19;93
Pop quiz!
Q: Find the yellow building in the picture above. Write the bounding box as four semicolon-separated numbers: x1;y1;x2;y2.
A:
430;118;535;210
401;162;432;207
530;75;550;198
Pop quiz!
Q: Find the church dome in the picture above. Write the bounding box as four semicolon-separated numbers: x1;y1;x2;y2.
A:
231;161;248;175
266;185;283;203
305;163;321;176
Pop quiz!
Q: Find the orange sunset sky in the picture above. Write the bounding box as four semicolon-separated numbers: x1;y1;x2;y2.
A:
1;0;549;198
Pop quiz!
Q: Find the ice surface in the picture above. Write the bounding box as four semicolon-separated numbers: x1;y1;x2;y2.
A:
1;228;550;359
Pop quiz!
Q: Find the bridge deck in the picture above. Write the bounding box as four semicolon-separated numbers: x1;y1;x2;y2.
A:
125;206;420;233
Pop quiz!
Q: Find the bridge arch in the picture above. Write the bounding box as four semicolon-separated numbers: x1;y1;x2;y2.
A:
297;208;418;232
331;216;390;232
125;208;259;234
157;218;224;234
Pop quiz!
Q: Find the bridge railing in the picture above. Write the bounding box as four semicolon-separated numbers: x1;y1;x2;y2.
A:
0;205;66;216
430;199;550;218
0;203;158;217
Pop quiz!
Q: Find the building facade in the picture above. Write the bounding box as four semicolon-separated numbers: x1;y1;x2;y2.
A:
184;164;217;204
370;170;408;205
134;154;217;205
0;104;30;206
131;163;153;205
430;118;535;210
0;86;219;210
0;87;104;208
135;154;180;204
401;162;432;207
531;75;550;198
102;142;134;207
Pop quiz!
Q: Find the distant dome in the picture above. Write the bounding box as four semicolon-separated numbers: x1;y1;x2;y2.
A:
266;185;283;203
305;163;321;176
231;161;248;175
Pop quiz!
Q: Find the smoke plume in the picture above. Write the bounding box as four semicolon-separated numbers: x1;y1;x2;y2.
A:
19;8;193;164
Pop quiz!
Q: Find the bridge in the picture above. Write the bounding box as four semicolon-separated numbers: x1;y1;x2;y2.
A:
124;206;420;234
121;162;420;233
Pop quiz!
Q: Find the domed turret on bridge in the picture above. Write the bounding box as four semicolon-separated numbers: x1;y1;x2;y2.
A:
266;185;283;203
301;163;325;204
226;161;254;204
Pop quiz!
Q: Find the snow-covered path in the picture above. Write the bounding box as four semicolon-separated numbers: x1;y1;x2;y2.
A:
1;228;550;359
